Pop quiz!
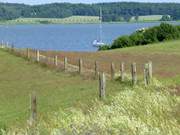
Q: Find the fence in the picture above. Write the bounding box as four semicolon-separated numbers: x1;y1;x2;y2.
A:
0;44;153;85
0;43;153;125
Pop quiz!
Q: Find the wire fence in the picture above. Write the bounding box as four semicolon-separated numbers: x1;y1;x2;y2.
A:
0;43;153;127
0;43;153;81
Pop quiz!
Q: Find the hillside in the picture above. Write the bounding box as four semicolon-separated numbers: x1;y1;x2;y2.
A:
0;2;180;22
0;16;99;24
0;45;179;134
0;15;166;25
130;15;163;22
0;41;180;134
45;40;180;88
0;49;121;127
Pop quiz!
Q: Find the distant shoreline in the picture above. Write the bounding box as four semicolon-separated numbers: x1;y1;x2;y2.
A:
0;19;178;25
0;15;179;25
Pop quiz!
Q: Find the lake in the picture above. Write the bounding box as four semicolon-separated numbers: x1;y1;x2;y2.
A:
0;22;179;52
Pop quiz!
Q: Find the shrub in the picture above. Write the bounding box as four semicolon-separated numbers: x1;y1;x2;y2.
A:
160;15;172;21
142;27;159;44
157;23;180;41
111;36;133;49
98;45;110;51
129;32;144;45
101;23;180;50
177;25;180;32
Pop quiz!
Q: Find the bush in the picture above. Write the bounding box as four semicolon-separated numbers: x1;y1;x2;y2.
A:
142;27;159;44
157;23;180;41
98;45;110;51
100;23;180;50
111;36;133;49
129;32;144;45
160;15;172;21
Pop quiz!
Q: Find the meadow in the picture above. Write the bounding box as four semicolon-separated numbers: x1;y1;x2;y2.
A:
44;40;180;92
130;15;163;22
0;16;100;25
0;15;170;25
0;49;121;128
0;40;180;134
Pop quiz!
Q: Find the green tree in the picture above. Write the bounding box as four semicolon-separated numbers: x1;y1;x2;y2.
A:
130;32;144;45
160;15;172;21
1;2;180;21
112;36;133;49
143;27;158;44
157;23;180;41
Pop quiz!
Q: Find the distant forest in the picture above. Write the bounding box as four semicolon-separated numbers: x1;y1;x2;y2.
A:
0;2;180;21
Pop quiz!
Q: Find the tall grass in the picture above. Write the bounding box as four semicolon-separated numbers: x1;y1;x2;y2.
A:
3;79;180;135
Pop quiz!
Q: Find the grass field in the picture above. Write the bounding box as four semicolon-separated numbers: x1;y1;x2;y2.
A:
0;15;169;25
44;40;180;92
130;15;163;22
0;49;123;128
0;16;100;25
0;41;180;134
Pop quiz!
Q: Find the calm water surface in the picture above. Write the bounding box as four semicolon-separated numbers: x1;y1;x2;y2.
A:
0;22;179;51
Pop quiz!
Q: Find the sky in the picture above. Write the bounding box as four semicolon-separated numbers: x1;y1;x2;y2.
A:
1;0;180;5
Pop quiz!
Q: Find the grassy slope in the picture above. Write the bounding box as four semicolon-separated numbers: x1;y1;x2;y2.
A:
130;15;163;22
0;41;180;134
0;49;121;127
0;15;171;25
47;40;180;86
6;83;180;134
0;16;99;25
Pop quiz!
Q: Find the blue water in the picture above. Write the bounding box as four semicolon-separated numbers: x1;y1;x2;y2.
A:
0;22;179;51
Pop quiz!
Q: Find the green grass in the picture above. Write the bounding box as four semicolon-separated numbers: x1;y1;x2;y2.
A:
107;40;180;85
54;40;180;86
4;79;180;135
110;40;180;54
0;49;122;127
0;41;180;134
0;15;170;25
130;15;163;22
0;16;100;25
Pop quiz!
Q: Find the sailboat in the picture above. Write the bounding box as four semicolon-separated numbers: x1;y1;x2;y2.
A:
93;7;105;47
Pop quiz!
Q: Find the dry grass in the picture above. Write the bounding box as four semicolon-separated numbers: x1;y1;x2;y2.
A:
41;40;180;93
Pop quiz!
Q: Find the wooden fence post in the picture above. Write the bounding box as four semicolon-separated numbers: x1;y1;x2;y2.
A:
111;62;115;80
36;50;40;62
95;61;98;78
64;57;67;71
79;58;83;74
99;72;106;99
30;92;37;125
144;64;149;86
148;61;153;79
131;62;137;85
120;62;125;82
54;56;58;66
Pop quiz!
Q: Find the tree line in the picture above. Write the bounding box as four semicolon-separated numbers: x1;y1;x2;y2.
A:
0;2;180;21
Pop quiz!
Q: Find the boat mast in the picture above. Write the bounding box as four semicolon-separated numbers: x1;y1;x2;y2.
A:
99;7;103;42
